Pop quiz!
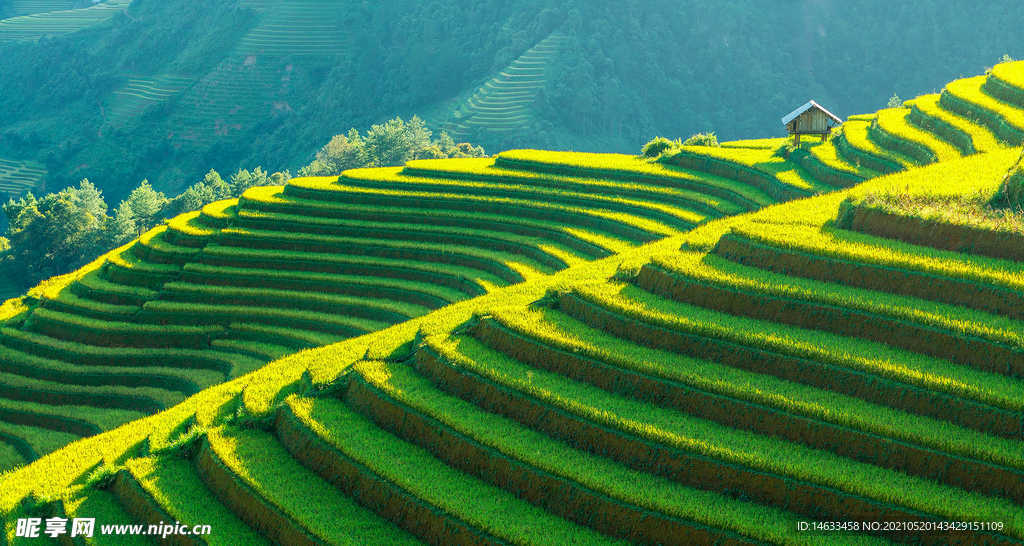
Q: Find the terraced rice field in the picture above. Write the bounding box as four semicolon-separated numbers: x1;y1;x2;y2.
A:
6;61;1024;545
0;0;131;41
0;158;44;198
105;74;194;128
234;0;350;57
167;56;294;146
6;0;73;16
431;32;569;140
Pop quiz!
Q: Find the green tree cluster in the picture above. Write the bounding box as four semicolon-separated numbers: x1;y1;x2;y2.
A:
0;165;286;288
1;180;127;282
298;116;485;177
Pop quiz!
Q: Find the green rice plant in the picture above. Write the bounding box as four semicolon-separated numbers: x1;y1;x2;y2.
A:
495;149;775;208
164;211;219;248
643;254;1024;379
218;225;557;282
132;226;202;266
159;281;425;324
197;244;499;295
780;142;871;188
905;94;1002;154
242;185;636;255
105;243;181;275
985;64;1024;111
0;421;78;461
39;291;140;323
139;300;388;336
0;326;236;376
286;396;629;545
233;209;591;270
339;167;703;231
198;199;238;228
402;157;743;216
123;455;271;546
0;397;145;435
873;107;962;163
0;367;183;412
485;306;1024;472
731;221;1024;296
0;338;219;395
838;119;915;171
199;426;425;545
62;489;151;546
654;250;1024;352
941;76;1024;145
671;145;834;194
572;281;1024;414
805;138;875;176
72;269;158;305
181;263;466;306
29;307;224;350
163;281;428;317
354;359;887;546
0;441;26;472
427;334;1024;536
211;339;293;363
282;180;671;245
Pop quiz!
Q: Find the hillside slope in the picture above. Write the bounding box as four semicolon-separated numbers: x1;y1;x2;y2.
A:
4;63;1024;544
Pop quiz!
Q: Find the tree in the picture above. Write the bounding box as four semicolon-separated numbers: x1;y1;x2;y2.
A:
364;117;412;167
887;94;903;108
230;166;269;195
297;130;367;176
124;181;167;234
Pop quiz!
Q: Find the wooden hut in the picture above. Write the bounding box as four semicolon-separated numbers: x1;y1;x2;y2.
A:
782;101;842;144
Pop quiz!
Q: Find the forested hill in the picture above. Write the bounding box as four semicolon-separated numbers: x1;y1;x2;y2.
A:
1;0;1023;203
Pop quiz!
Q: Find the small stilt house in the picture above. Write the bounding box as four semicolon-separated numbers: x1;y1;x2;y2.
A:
782;101;842;144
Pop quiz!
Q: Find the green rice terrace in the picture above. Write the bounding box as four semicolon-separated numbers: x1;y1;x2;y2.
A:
105;74;195;130
4;62;1024;544
426;32;568;142
0;159;44;199
0;0;132;42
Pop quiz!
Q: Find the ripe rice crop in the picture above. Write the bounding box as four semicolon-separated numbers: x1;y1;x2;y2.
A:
839;119;915;171
942;76;1024;145
873;107;962;163
905;94;1002;154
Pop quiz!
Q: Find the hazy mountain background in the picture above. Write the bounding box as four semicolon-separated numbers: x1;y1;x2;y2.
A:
0;0;1022;203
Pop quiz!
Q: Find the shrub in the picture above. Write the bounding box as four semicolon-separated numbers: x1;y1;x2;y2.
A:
682;132;720;147
641;137;676;158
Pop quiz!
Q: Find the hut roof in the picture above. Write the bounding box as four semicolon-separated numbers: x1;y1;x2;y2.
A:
781;100;842;125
